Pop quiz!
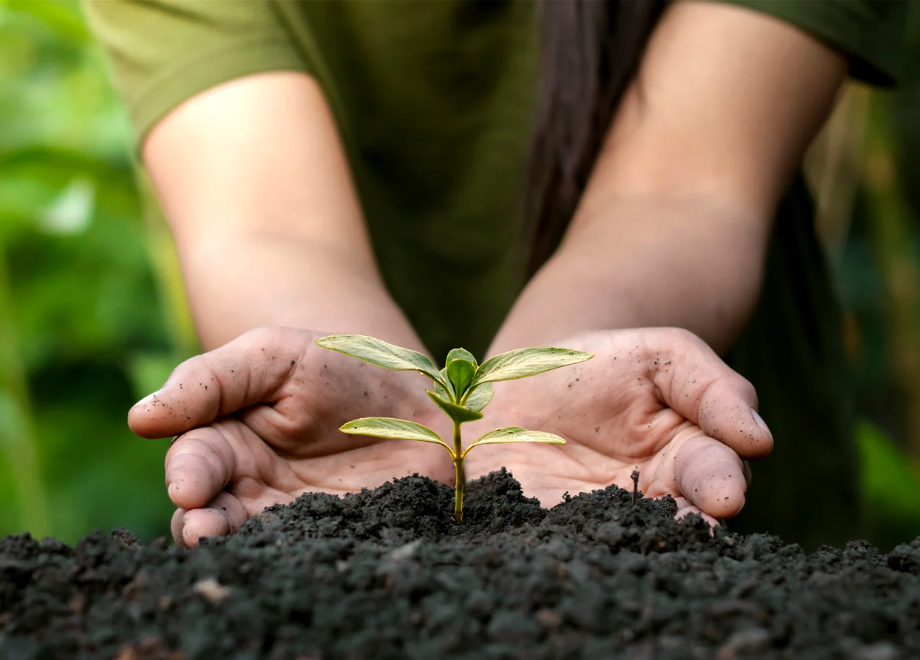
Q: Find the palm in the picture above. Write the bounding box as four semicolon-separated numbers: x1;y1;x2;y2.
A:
130;328;452;546
463;330;771;521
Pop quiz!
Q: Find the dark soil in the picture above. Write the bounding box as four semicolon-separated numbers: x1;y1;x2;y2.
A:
2;470;919;660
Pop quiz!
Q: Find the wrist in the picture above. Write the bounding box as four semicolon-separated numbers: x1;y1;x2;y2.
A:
178;231;425;351
494;195;768;355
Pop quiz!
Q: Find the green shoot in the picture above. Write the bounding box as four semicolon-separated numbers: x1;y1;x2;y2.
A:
315;334;593;521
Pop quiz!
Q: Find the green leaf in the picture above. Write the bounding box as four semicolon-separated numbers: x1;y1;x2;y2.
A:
434;367;456;401
446;358;475;398
426;390;483;424
339;417;453;455
471;347;593;387
445;348;477;368
464;382;494;412
315;334;446;387
463;426;566;458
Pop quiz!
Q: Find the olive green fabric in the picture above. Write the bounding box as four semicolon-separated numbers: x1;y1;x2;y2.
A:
83;0;906;548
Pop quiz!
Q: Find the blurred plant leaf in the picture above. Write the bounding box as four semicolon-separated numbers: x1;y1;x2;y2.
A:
858;420;920;550
5;0;90;44
39;177;95;235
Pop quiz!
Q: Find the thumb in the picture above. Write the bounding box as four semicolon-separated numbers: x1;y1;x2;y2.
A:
649;328;773;460
128;327;310;439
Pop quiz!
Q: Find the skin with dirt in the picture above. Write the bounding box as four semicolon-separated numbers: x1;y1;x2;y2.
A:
1;470;918;660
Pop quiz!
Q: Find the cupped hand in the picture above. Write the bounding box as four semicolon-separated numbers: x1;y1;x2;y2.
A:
462;329;773;524
129;327;452;547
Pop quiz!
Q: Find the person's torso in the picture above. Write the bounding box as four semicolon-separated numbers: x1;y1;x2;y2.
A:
284;0;540;361
276;0;862;547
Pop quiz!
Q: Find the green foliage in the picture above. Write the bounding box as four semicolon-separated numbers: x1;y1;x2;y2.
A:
463;426;565;456
464;381;494;412
340;417;452;452
317;334;592;520
857;421;920;551
426;390;484;424
471;346;594;387
445;347;477;397
0;2;178;542
314;334;446;387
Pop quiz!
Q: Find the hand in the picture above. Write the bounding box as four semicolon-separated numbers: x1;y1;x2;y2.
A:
129;327;452;547
462;329;773;524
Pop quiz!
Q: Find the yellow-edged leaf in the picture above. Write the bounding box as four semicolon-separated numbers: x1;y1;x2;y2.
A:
316;334;446;387
340;417;453;455
434;366;456;402
463;426;565;458
471;347;593;387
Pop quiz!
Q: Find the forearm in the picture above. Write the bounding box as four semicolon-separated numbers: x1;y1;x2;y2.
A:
175;230;422;351
141;71;423;352
489;195;769;356
493;2;845;356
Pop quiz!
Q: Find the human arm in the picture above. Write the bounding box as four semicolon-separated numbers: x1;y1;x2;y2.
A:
489;1;848;356
83;0;446;543
82;0;424;352
143;71;423;352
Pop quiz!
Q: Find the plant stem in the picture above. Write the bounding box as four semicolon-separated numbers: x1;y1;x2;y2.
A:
453;421;464;522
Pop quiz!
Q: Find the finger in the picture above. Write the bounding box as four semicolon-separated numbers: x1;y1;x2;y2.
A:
128;327;307;439
208;491;249;533
180;508;233;547
164;427;236;510
673;496;720;529
649;328;773;459
674;434;747;519
171;508;187;547
170;492;249;548
185;491;250;547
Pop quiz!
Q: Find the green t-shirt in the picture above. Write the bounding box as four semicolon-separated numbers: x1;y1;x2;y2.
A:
83;0;906;548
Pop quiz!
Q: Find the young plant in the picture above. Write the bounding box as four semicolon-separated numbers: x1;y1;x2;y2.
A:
315;334;593;521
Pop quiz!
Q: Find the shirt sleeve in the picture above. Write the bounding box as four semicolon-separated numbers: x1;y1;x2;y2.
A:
81;0;311;144
709;0;908;86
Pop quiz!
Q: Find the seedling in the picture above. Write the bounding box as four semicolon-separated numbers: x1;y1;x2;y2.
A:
315;334;593;521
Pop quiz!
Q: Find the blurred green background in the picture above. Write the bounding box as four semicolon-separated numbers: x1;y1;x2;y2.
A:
1;1;919;549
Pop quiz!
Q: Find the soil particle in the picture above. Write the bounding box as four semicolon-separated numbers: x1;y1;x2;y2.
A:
1;469;919;660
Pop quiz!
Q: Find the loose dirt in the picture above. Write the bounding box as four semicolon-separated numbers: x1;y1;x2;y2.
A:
1;470;918;659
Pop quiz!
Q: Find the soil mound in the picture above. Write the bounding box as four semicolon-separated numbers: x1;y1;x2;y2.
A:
1;469;918;659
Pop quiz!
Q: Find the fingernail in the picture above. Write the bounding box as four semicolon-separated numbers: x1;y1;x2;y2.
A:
751;408;770;433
